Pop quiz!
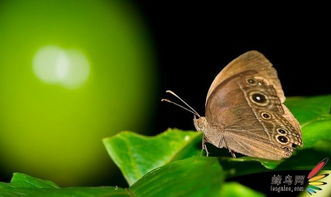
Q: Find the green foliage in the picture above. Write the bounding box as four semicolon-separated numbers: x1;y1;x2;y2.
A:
0;94;331;196
219;182;265;197
285;95;331;148
0;173;128;197
103;130;202;185
130;157;224;197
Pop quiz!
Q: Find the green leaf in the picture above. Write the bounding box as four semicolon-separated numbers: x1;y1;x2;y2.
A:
1;158;261;197
286;94;331;148
0;187;130;197
0;173;129;197
220;182;265;197
103;129;202;185
131;156;223;197
9;172;59;189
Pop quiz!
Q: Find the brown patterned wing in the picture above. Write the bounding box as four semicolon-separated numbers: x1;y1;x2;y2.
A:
206;50;285;104
204;52;302;160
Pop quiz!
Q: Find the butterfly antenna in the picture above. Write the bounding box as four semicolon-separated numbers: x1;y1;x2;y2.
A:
161;99;199;117
162;90;201;117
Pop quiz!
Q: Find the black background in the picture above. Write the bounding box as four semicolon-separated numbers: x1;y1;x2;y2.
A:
139;2;331;134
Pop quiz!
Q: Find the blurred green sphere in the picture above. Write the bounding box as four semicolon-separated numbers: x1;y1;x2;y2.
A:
0;0;155;185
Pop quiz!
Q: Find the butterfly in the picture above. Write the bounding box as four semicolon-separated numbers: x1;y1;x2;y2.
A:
162;50;303;160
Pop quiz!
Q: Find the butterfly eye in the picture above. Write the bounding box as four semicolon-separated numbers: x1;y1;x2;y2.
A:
261;112;271;119
251;93;267;103
277;128;287;135
277;135;289;144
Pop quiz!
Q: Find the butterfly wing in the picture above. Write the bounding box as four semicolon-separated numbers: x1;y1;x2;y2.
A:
206;50;285;103
204;51;302;160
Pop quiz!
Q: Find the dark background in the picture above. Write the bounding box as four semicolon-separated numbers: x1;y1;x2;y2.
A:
138;2;331;134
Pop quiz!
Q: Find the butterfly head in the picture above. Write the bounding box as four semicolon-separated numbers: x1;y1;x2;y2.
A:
193;116;207;132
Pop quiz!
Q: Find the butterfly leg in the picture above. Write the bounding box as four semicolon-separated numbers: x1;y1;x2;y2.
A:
220;137;236;158
202;136;209;156
229;149;236;158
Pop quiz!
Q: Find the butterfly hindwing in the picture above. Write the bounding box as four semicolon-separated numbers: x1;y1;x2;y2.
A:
202;51;302;160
